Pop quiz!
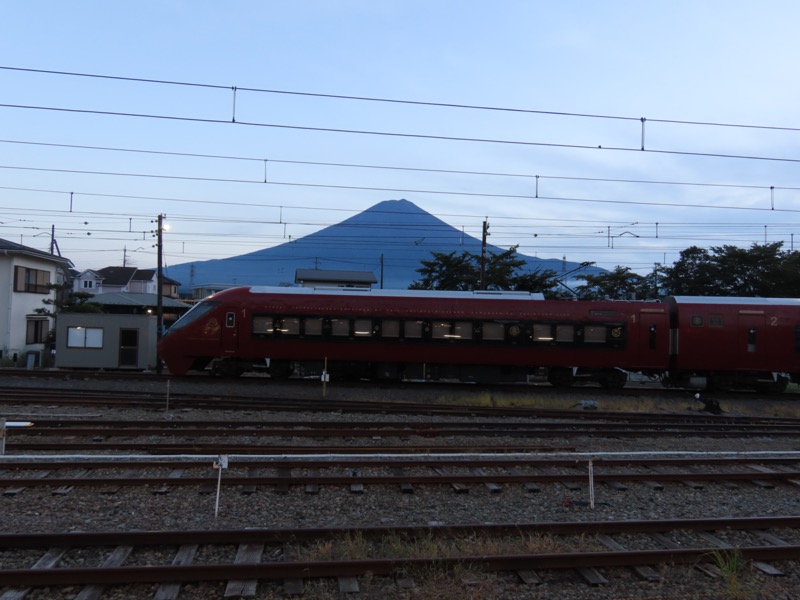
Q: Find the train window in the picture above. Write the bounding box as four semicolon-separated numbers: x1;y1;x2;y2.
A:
252;316;274;335
691;315;704;327
304;318;323;336
382;320;400;338
454;322;472;340
556;325;574;342
225;312;235;328
432;321;452;339
331;318;350;337
584;325;606;343
709;315;724;327
354;319;372;337
482;322;505;341
282;318;300;335
533;324;553;342
404;320;424;338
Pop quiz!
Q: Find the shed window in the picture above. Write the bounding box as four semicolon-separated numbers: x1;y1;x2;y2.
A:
67;326;103;349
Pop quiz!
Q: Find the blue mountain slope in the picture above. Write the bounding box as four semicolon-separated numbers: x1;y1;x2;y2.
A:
164;199;600;291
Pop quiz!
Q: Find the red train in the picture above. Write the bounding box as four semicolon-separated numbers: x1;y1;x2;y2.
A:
158;286;800;391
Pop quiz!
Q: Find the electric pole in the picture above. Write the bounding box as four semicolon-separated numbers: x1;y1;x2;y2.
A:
479;218;489;290
156;214;165;374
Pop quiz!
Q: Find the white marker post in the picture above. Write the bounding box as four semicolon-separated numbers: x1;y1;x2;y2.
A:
321;357;330;398
213;454;229;517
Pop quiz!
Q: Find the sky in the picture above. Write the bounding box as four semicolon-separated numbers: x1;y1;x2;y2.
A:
2;1;800;281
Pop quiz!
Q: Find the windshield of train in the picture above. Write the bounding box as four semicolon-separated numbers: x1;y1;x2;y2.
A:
164;300;220;334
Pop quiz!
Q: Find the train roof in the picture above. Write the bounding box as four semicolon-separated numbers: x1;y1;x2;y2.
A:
245;286;545;301
668;296;800;306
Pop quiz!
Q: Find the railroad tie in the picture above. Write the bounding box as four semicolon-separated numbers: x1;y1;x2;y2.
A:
596;534;659;582
305;468;320;494
0;546;67;600
697;531;784;577
154;544;199;600
391;466;414;494
224;542;266;598
72;545;134;600
154;469;184;495
53;469;91;496
2;470;50;496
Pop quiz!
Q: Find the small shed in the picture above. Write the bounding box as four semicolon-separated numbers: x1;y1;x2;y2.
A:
55;313;157;370
294;269;377;289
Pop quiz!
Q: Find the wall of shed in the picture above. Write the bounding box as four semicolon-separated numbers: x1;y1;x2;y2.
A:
55;313;157;370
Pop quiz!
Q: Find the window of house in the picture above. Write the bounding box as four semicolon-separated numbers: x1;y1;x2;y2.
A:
82;280;94;289
26;319;48;344
14;266;51;294
67;326;103;348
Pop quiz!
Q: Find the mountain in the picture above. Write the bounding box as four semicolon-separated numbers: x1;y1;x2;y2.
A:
164;199;601;292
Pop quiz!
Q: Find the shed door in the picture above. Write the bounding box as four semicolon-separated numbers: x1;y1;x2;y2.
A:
118;329;139;368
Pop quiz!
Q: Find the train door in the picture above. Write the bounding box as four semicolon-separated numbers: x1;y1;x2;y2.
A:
222;310;239;354
738;311;766;369
637;308;668;368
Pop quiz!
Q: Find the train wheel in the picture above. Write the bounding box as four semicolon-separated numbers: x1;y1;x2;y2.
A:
269;360;294;380
210;359;244;378
600;369;627;389
548;367;575;388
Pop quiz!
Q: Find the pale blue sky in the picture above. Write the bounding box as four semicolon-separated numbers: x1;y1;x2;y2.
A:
1;1;799;277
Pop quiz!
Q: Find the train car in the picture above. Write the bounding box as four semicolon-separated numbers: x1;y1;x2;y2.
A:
663;296;800;392
158;286;671;387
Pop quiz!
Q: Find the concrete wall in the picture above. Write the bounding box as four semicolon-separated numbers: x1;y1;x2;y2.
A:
55;313;157;370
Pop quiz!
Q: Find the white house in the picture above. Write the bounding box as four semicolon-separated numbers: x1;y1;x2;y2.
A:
72;266;180;298
0;238;72;365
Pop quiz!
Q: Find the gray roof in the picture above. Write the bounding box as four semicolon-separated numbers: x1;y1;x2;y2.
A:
295;269;377;284
0;238;73;266
88;292;191;308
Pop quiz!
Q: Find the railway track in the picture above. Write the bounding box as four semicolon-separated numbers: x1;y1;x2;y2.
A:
2;516;799;596
3;454;800;494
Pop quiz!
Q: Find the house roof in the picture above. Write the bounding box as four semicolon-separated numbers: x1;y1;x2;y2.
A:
93;266;180;286
88;292;191;308
295;268;377;284
0;238;73;266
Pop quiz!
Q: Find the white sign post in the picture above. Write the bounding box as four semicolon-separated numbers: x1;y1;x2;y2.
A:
213;454;229;517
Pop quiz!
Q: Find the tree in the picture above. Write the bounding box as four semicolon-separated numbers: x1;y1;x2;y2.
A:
35;283;104;316
410;251;478;291
660;242;800;297
410;246;566;295
575;266;650;300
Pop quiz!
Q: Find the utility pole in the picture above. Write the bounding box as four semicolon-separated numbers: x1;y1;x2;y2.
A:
479;218;489;290
156;214;165;374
